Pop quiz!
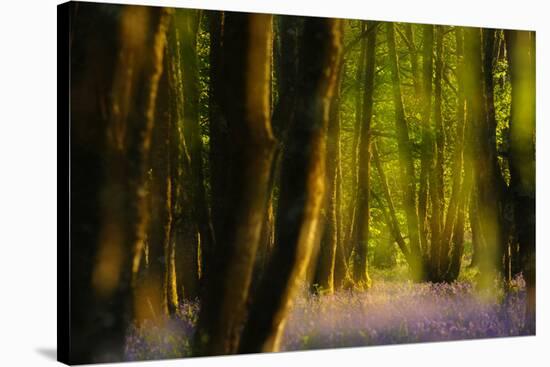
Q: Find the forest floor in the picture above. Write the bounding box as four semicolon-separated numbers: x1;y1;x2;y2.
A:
125;269;532;361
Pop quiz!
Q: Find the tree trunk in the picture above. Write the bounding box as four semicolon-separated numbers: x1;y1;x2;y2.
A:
193;12;276;356
239;17;343;353
386;22;424;281
442;26;467;281
404;24;421;95
469;187;482;267
165;15;199;301
177;10;215;278
346;22;367;248
333;131;348;289
144;57;172;318
430;25;445;278
418;24;433;263
70;4;171;363
314;60;344;293
351;21;378;287
207;11;228;263
372;143;411;263
483;28;509;277
505;29;536;331
463;27;502;290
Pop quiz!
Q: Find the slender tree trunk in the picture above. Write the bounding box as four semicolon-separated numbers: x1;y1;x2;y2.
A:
442;26;467;280
272;15;300;139
386;22;424;281
372;143;411;263
239;18;343;353
207;11;228;262
177;10;215;279
145;59;172;318
314;60;344;293
404;24;421;95
347;22;367;248
418;24;433;264
429;25;445;280
165;15;199;301
351;21;378;287
193;13;276;356
483;28;508;277
334;131;347;288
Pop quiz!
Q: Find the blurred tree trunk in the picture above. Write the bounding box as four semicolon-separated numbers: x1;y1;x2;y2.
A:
129;8;173;325
386;22;424;281
351;21;378;287
239;17;343;353
469;187;482;267
165;15;200;302
505;29;536;331
193;12;276;356
145;58;172;317
165;26;186;311
70;4;171;363
207;11;228;264
463;27;503;290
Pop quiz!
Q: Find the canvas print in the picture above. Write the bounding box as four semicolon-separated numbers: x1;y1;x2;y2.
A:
58;1;536;364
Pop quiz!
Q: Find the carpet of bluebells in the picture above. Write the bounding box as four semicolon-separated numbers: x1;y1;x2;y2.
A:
125;276;532;361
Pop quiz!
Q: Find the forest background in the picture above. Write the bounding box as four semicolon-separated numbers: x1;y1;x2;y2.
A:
0;1;548;367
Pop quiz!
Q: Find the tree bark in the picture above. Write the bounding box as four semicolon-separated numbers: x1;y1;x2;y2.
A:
165;14;199;301
351;21;378;287
418;24;433;262
314;60;344;293
386;22;424;281
70;4;171;363
463;27;502;290
442;26;467;281
483;28;509;277
239;17;343;353
145;55;172;318
430;25;445;278
372;143;411;263
346;22;367;248
193;12;276;356
404;24;421;95
505;29;536;331
177;9;215;280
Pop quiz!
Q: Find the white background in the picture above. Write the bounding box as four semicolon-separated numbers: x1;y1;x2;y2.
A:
0;0;547;365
